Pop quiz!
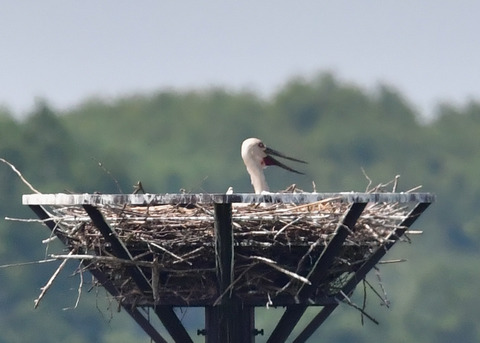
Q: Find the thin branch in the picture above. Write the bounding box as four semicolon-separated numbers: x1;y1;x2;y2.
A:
374;267;390;307
213;264;258;306
4;217;51;223
362;279;367;326
392;175;400;192
152;256;160;305
361;167;373;192
273;216;304;239
339;290;379;325
0;259;57;269
63;262;84;310
405;185;423;193
246;255;311;285
50;254;154;268
34;250;75;309
91;157;123;194
378;259;407;264
0;158;41;194
143;239;192;266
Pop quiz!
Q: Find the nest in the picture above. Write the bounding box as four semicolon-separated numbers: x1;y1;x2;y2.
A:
45;197;416;308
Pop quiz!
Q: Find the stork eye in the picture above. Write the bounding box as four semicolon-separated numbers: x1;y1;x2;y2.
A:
258;142;265;148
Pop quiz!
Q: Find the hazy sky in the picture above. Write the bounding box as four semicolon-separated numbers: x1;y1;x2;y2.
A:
2;1;479;118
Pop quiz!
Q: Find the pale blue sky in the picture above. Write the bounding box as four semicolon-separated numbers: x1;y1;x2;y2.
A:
1;1;479;117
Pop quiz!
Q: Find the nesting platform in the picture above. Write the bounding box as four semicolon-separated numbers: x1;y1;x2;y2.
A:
23;192;433;343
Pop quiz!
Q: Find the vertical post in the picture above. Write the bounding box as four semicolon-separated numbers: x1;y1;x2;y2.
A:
214;203;234;304
205;203;255;343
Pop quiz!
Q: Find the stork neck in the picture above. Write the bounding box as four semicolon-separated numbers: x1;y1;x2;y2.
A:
247;165;269;194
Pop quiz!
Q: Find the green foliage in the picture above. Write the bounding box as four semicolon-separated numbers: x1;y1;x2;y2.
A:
1;72;480;342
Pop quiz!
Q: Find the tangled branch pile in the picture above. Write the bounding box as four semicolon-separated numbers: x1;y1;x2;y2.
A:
46;197;415;307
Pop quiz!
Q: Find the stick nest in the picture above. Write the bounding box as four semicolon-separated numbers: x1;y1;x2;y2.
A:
46;196;415;307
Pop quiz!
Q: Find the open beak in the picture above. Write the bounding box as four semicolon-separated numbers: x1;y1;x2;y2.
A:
263;147;307;174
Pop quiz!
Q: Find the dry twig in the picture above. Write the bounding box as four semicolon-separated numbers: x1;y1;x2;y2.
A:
34;250;75;309
0;158;41;193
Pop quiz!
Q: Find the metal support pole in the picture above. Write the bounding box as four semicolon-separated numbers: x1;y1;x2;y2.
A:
214;203;234;305
205;203;255;343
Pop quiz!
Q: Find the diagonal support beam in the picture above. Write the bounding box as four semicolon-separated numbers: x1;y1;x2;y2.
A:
89;267;169;343
82;205;193;343
292;202;432;343
267;202;367;343
83;205;151;290
28;205;169;343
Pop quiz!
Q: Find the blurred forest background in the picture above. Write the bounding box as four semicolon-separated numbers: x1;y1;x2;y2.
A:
1;72;479;342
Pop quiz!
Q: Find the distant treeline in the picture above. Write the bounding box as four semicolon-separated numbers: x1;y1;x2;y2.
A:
1;72;479;342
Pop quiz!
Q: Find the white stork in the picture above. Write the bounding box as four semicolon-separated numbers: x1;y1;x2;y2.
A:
241;138;307;194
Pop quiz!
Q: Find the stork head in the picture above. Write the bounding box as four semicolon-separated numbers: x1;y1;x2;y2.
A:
241;138;307;174
241;138;307;193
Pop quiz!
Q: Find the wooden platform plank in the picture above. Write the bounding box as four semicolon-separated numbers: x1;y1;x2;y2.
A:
23;192;435;206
